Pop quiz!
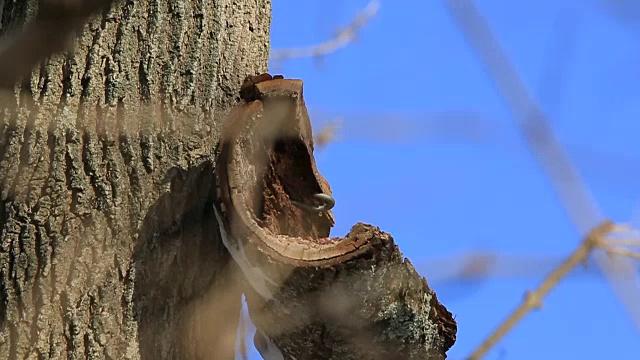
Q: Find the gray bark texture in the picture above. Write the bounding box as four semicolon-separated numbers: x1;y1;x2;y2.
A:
0;0;271;359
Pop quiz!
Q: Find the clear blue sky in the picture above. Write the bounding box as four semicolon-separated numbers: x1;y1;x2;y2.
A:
243;1;640;358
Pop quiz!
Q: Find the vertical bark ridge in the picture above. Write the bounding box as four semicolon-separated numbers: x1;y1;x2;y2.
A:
0;0;271;359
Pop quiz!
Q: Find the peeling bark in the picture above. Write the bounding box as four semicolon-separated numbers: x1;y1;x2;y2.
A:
0;1;271;359
215;75;457;359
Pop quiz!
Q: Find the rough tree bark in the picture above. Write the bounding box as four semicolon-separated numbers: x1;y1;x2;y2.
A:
215;75;457;359
0;1;270;359
0;1;457;360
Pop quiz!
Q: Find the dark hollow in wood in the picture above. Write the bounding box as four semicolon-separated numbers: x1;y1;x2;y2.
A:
215;74;457;359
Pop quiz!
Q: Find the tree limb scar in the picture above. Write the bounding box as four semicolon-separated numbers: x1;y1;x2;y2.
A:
213;73;456;360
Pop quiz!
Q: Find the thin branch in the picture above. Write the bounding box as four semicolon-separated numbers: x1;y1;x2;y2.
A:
445;0;640;358
604;239;640;247
308;109;640;198
535;8;580;119
609;223;640;239
602;224;640;247
467;221;615;360
313;118;342;149
270;0;380;62
443;0;602;232
418;252;598;285
604;247;640;260
442;0;640;352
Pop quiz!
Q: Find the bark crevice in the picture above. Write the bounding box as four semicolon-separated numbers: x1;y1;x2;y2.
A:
0;1;271;358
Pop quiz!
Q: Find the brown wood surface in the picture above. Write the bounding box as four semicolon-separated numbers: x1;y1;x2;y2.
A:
215;74;457;359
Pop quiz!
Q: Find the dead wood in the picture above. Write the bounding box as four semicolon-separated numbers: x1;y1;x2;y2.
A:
215;74;457;359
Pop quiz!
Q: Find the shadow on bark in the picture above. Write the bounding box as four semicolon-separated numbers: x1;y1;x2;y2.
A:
133;161;243;360
216;74;457;359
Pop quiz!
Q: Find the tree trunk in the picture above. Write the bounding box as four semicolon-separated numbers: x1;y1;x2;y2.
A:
0;1;271;359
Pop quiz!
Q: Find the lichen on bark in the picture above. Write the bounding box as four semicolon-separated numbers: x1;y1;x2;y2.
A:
0;0;271;359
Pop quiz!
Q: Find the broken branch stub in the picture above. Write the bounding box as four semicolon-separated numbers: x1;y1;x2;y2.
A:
214;74;457;359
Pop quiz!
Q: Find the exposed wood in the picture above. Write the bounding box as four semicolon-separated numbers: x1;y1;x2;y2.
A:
215;74;457;359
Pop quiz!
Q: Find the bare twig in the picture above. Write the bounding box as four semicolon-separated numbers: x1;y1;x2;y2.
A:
600;226;640;260
270;0;380;62
422;221;640;359
314;118;342;149
535;8;580;117
418;252;597;285
604;239;640;247
468;221;615;360
443;0;603;231
604;247;640;260
308;109;640;188
442;0;640;357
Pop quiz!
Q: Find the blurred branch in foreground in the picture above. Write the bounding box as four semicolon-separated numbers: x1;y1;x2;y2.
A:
442;0;640;357
602;225;640;261
419;239;639;303
313;118;343;149
0;0;115;88
420;252;597;287
535;8;580;119
444;0;604;232
310;110;640;200
601;0;640;31
467;221;639;360
414;223;640;358
311;110;494;147
270;0;380;64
